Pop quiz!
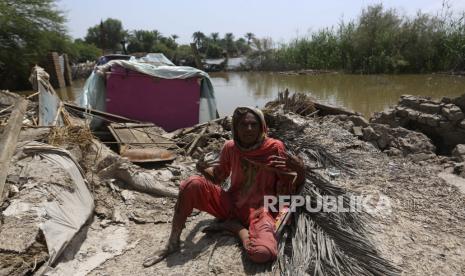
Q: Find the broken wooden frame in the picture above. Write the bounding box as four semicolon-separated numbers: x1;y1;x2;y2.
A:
108;123;177;163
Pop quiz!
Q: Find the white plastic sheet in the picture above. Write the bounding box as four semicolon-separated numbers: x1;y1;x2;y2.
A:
16;142;94;265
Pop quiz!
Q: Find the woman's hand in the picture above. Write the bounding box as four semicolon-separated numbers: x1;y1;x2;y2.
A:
269;153;306;190
268;153;305;174
196;159;219;183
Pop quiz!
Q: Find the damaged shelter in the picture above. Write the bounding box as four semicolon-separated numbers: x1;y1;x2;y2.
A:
1;67;465;275
78;53;218;131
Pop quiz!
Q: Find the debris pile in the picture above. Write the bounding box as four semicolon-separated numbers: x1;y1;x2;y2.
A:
266;90;438;158
1;71;465;275
0;91;39;127
370;94;465;154
170;117;232;159
0;142;94;275
335;115;437;157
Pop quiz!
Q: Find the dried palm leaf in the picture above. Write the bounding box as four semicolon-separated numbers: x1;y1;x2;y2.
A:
266;95;399;276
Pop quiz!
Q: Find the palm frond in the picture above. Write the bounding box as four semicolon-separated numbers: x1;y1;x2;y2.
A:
266;94;399;276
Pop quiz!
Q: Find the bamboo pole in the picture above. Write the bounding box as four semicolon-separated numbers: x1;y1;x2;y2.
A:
0;98;28;202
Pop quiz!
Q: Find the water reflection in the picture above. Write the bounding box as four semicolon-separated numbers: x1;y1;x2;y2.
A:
55;79;87;101
209;72;465;117
18;78;86;101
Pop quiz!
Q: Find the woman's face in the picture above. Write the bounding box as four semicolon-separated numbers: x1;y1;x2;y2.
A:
237;112;261;147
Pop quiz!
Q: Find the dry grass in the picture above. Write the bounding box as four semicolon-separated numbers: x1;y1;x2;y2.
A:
47;125;94;147
47;110;95;151
264;89;317;116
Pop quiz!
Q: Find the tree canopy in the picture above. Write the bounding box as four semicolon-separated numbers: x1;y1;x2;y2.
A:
85;18;126;52
0;0;67;89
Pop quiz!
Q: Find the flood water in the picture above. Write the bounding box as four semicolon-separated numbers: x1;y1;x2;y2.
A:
54;72;465;118
209;72;465;117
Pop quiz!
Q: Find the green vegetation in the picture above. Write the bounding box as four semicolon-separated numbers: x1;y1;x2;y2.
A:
0;0;252;90
85;18;127;52
248;4;465;73
0;0;101;90
188;31;253;59
123;29;253;64
2;1;463;90
0;0;64;89
125;29;180;61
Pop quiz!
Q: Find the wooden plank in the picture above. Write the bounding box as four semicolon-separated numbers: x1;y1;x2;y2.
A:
0;98;28;202
63;53;73;86
108;123;178;163
111;123;155;129
109;123;175;148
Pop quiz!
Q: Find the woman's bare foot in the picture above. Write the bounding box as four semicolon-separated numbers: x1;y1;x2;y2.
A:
143;240;180;268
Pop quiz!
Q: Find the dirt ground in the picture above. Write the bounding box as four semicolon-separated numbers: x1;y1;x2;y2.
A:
2;108;465;275
76;115;465;275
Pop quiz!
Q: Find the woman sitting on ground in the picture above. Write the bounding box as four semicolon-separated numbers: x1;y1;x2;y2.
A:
143;106;305;267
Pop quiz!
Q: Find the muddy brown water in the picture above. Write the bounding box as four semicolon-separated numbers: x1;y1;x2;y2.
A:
209;72;465;117
40;72;465;118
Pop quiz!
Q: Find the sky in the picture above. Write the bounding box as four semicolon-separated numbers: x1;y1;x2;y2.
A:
57;0;465;44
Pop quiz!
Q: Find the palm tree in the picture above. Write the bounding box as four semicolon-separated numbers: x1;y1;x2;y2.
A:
192;31;206;49
210;32;219;42
245;32;255;45
224;33;236;55
224;32;234;41
152;30;162;42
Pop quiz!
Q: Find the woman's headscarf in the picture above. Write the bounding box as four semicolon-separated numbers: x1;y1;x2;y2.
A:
231;106;268;152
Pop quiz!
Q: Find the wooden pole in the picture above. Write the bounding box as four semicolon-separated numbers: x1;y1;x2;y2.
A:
64;102;142;123
0;98;28;202
186;125;207;155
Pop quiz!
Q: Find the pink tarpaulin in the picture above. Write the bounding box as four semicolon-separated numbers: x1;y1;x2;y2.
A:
106;66;201;131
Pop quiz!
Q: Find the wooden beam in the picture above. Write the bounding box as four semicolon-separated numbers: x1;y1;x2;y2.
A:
186;125;207;155
0;98;28;202
63;102;142;123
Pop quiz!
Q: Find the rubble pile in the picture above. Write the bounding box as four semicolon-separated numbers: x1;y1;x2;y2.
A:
266;90;439;158
0;90;38;127
334;113;437;157
0;142;94;275
170;117;232;158
370;94;465;155
1;86;465;275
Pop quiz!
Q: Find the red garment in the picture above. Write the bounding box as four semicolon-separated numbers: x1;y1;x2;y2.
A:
178;176;277;263
213;138;295;210
176;138;295;263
